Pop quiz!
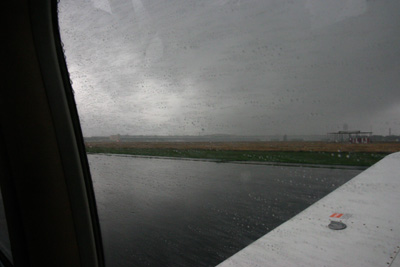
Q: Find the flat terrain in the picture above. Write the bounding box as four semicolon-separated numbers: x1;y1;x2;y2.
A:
85;141;400;153
85;141;400;167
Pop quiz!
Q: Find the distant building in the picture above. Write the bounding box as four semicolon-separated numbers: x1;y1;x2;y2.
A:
328;131;372;143
109;134;120;142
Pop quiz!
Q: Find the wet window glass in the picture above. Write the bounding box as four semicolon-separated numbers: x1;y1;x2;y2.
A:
58;1;400;266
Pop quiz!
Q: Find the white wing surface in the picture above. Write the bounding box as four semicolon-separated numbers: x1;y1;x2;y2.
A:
218;152;400;266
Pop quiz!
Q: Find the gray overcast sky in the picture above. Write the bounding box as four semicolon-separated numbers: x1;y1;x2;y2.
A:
59;0;400;137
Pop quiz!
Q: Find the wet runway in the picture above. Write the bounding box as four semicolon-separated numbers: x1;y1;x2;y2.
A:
88;154;361;266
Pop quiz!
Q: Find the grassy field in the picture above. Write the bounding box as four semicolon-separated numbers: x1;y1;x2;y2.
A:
85;141;400;167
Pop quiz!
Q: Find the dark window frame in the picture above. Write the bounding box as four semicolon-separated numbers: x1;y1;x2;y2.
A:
1;0;104;265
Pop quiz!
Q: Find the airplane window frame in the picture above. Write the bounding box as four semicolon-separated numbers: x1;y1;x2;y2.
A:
1;0;104;265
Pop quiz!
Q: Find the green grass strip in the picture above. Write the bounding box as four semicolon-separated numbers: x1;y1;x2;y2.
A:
86;147;388;167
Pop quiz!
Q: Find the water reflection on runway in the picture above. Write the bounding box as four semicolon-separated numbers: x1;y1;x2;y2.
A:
88;154;360;266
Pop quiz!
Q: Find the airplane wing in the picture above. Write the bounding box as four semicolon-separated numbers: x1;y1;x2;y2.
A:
218;152;400;266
